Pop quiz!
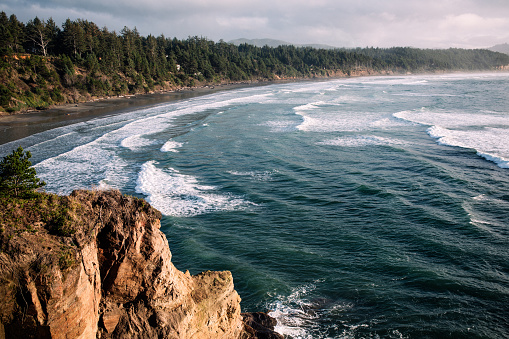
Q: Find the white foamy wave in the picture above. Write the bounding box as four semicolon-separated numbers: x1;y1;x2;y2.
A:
161;140;184;152
370;117;410;128
268;283;320;339
268;281;358;339
318;135;404;147
471;194;509;205
394;109;509;129
297;112;403;132
34;140;132;194
427;126;509;168
120;135;157;150
391;92;457;98
472;194;488;201
135;161;253;217
476;151;509;169
395;109;509;169
293;102;323;112
281;81;337;94
331;94;363;103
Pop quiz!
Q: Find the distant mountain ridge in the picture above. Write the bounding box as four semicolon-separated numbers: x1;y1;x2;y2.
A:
488;43;509;55
229;38;338;50
233;40;509;55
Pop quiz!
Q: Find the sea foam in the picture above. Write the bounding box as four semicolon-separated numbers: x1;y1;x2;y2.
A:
296;110;404;133
268;281;358;339
427;125;509;168
395;109;509;169
136;161;253;217
161;140;184;152
318;135;404;147
34;140;132;195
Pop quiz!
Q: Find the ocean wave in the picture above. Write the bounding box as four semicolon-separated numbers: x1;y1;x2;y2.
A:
135;161;254;217
268;282;322;339
394;109;509;128
427;125;509;168
476;151;509;169
161;140;184;152
34;139;132;194
317;135;405;147
267;281;368;339
296;112;404;132
359;77;429;86
394;109;509;169
293;102;323;112
120;135;158;150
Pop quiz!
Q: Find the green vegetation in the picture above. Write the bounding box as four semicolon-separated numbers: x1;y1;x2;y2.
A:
1;11;509;112
0;146;45;198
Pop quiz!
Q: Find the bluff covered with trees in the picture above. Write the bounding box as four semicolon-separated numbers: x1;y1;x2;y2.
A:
1;12;509;113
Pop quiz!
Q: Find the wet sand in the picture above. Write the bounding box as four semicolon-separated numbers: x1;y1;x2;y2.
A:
0;83;262;146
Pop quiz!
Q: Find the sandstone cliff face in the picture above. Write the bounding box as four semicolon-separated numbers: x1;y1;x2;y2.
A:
0;190;281;339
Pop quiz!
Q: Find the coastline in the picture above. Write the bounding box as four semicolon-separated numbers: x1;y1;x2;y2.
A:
2;70;506;147
0;68;386;146
0;82;266;146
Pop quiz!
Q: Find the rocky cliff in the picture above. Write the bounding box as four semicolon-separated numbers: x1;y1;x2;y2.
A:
0;190;282;339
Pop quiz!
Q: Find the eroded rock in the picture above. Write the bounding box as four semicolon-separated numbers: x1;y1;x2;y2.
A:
0;190;278;338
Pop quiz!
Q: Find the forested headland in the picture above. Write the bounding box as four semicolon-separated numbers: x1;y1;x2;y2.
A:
1;12;509;113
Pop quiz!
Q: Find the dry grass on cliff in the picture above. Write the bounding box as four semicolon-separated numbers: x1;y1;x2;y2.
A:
0;192;86;277
0;192;79;238
0;189;160;273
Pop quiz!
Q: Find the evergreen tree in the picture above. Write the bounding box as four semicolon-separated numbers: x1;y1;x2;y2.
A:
9;14;25;53
0;147;46;198
61;18;86;58
0;11;13;54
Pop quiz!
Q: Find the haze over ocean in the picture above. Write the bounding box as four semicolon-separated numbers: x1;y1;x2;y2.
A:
1;73;508;338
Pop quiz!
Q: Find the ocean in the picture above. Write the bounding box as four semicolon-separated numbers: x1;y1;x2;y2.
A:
1;73;508;338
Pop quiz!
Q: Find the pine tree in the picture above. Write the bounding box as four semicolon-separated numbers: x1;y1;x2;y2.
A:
0;147;46;198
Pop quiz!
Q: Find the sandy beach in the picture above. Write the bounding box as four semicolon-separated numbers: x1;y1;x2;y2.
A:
0;83;260;146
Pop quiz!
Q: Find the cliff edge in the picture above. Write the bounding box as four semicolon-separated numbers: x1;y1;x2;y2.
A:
0;190;282;339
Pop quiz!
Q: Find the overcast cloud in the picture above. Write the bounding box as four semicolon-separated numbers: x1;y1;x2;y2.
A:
1;0;508;48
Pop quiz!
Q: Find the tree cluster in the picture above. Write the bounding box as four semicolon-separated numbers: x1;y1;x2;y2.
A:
1;12;509;112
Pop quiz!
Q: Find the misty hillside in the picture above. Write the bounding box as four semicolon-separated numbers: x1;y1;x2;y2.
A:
489;43;509;55
229;38;338;50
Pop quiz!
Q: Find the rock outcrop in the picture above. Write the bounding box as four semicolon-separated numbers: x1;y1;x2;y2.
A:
0;190;282;339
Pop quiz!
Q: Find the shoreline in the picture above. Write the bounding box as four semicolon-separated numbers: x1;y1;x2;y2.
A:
1;70;506;147
0;82;268;146
0;73;370;147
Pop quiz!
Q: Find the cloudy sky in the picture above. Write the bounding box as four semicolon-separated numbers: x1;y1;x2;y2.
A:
1;0;509;49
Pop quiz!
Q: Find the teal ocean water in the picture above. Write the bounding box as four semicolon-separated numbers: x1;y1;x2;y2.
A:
2;73;509;338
